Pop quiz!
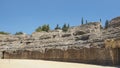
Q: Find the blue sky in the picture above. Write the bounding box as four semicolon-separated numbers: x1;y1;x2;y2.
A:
0;0;120;34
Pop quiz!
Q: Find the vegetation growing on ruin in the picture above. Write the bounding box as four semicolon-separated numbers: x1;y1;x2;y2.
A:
62;24;70;32
105;20;109;29
36;24;50;32
0;17;112;34
55;24;61;30
0;31;9;35
15;32;24;35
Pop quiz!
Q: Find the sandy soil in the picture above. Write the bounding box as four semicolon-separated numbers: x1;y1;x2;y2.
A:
0;59;117;68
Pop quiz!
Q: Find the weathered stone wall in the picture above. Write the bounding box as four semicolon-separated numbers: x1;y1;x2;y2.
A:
1;16;120;66
105;39;120;48
3;48;120;65
104;39;120;65
109;16;120;28
0;52;2;59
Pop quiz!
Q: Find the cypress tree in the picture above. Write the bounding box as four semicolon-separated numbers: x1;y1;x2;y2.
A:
86;20;88;24
81;17;84;25
46;24;50;32
105;20;109;29
100;19;102;22
68;24;70;28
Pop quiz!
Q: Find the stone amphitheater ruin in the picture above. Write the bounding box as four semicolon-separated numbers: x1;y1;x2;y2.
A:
0;16;120;66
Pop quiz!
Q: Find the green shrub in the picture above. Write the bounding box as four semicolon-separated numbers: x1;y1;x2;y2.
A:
35;24;50;32
0;31;9;35
15;32;24;35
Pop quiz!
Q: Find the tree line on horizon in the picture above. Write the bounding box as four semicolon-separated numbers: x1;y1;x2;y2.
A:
35;23;70;32
0;18;110;35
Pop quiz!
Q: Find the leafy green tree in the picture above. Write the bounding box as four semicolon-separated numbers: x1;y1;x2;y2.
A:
62;24;69;32
36;24;50;32
35;26;42;32
42;24;50;32
55;24;61;30
105;20;109;29
81;17;84;25
0;31;9;35
15;32;24;35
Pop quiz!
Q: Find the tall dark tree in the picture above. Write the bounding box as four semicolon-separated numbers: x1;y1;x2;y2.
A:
55;24;61;30
105;20;109;29
67;24;70;28
46;24;50;32
100;19;102;22
81;17;84;25
86;20;88;24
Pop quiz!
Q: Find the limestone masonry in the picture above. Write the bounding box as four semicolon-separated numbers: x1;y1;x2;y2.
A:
0;17;120;65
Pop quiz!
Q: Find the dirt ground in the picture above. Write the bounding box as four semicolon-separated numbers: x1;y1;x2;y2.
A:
0;59;117;68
